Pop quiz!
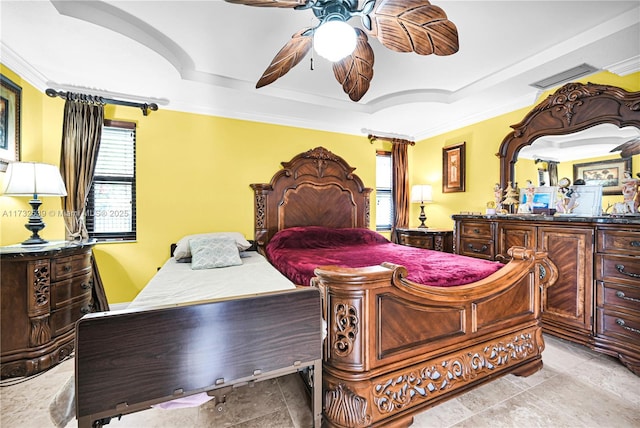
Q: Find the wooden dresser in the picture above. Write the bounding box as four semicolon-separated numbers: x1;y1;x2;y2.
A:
395;228;453;252
1;240;96;378
453;215;640;375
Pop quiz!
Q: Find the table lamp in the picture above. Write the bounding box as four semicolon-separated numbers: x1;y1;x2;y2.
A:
411;184;433;228
1;162;67;245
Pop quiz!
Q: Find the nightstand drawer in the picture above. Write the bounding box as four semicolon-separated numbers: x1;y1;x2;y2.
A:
595;254;640;285
50;272;93;309
52;253;92;281
399;235;434;249
459;237;494;259
597;228;640;256
460;222;492;239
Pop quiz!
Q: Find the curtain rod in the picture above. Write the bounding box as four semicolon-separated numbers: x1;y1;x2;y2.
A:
367;134;415;146
45;88;159;116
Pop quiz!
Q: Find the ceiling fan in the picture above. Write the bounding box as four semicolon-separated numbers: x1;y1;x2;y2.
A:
224;0;459;102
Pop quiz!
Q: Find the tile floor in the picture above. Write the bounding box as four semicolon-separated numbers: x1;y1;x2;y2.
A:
1;334;638;428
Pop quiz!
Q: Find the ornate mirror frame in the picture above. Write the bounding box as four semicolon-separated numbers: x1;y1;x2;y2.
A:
497;82;640;189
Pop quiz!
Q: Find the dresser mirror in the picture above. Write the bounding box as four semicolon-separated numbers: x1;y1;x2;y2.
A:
497;82;640;193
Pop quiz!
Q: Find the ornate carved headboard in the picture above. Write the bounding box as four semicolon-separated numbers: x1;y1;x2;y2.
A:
250;147;372;251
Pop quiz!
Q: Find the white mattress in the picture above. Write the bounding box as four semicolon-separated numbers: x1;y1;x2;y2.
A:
128;252;296;309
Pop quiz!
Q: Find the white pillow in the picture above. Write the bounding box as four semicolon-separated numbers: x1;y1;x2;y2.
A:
174;232;251;260
189;237;242;270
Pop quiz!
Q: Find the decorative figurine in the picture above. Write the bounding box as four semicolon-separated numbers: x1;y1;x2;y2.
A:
556;177;579;214
621;170;639;214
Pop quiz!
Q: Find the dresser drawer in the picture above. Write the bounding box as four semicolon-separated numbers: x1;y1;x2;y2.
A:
596;307;640;345
596;281;640;313
50;297;93;337
50;272;93;310
595;254;640;285
459;222;492;239
597;228;640;256
459;237;494;260
52;253;92;281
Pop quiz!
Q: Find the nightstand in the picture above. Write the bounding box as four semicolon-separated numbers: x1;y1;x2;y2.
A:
395;228;453;253
0;240;96;378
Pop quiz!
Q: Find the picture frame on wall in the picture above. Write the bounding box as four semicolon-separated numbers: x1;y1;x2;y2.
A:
442;141;465;193
573;157;632;195
0;74;21;172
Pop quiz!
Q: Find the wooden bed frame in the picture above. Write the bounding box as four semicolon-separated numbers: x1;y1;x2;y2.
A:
251;146;559;427
74;287;323;428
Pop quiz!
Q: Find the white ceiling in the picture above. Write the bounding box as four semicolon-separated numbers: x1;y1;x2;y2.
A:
1;0;639;141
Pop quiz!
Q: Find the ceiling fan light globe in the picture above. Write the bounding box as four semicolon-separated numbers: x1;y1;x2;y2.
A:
314;20;357;62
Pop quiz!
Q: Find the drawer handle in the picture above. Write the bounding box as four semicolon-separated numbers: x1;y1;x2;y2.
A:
467;244;488;253
615;319;640;335
81;281;93;290
615;291;640;303
473;228;480;234
615;264;640;279
631;241;640;248
63;265;72;273
80;306;92;315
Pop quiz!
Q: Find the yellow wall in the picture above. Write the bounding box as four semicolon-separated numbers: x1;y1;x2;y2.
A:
0;65;389;302
2;64;638;303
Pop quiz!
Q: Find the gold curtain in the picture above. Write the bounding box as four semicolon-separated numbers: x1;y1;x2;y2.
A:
391;141;412;242
59;98;109;311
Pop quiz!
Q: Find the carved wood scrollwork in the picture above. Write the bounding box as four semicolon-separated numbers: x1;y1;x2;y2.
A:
498;82;640;190
33;267;49;306
30;315;51;347
325;383;371;428
255;194;266;229
373;331;539;415
333;302;359;357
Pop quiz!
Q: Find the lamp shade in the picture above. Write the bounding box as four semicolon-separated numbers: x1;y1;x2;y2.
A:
1;162;67;197
314;20;357;62
411;184;433;203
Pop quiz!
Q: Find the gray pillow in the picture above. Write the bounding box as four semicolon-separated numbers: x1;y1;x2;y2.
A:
189;237;242;270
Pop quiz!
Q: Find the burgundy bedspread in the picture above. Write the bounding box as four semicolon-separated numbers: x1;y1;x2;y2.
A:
266;226;502;287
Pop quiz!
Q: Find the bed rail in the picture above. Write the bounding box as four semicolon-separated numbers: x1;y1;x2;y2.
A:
75;287;323;427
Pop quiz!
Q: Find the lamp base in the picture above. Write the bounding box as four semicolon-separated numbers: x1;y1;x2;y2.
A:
22;236;49;245
417;204;428;228
22;198;48;245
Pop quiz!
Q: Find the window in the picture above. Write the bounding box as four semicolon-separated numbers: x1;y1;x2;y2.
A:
375;151;393;231
86;120;136;241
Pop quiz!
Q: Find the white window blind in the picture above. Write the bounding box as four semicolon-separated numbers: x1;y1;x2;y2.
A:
376;152;393;231
86;121;136;241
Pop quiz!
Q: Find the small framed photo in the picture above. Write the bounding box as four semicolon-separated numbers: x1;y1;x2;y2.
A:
573;158;632;195
442;142;465;193
519;186;557;213
568;185;603;216
0;74;21;172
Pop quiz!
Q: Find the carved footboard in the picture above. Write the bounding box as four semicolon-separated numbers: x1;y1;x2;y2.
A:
312;247;557;428
75;288;323;428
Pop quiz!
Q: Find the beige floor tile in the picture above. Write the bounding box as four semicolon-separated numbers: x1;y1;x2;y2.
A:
1;334;638;428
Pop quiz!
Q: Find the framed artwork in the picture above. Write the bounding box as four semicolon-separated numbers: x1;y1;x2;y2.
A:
573;157;632;195
442;141;465;193
0;74;21;172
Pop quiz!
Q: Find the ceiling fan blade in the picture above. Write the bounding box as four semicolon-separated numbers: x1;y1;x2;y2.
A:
224;0;308;8
256;29;312;88
611;137;640;158
332;29;374;102
369;0;459;56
